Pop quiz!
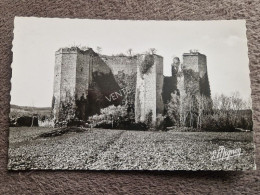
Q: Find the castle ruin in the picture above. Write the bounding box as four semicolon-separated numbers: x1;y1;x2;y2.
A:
52;47;211;127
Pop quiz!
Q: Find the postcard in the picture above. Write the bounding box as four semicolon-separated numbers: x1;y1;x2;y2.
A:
8;17;255;170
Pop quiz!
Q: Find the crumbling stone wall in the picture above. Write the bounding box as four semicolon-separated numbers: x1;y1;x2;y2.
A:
135;54;164;124
101;55;139;114
81;49;122;119
101;55;138;75
53;47;210;127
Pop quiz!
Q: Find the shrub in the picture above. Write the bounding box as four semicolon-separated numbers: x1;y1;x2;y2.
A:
165;92;180;127
200;111;253;132
89;105;127;129
144;110;153;129
89;105;149;130
156;114;165;130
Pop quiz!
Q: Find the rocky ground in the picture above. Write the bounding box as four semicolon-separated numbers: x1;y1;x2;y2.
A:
8;127;256;170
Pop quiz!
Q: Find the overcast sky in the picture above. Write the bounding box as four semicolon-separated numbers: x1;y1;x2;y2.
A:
11;17;251;107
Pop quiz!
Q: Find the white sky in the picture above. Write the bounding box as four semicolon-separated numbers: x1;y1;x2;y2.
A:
11;17;251;107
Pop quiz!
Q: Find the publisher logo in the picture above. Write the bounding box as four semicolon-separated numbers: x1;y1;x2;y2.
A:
211;146;241;161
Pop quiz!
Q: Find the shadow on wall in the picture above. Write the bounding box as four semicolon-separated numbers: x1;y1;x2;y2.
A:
77;68;123;120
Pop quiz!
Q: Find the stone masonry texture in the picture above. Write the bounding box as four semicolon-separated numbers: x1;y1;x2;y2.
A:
101;55;138;76
135;54;164;123
53;47;122;122
0;0;260;194
183;52;210;97
54;49;166;124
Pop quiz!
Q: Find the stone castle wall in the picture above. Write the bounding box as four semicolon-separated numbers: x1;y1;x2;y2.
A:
198;53;207;77
53;47;122;123
53;48;78;121
101;55;138;76
59;49;78;100
52;52;62;118
155;55;164;115
135;54;164;123
76;50;92;100
183;53;199;72
53;47;210;126
183;52;210;97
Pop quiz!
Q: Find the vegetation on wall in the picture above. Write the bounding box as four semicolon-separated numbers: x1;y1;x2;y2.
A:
144;110;153;129
183;69;200;95
199;73;211;97
139;54;154;75
135;88;141;121
165;92;180;127
56;92;77;126
114;72;137;106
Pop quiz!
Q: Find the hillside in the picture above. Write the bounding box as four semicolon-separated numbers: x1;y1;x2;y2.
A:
10;104;52;118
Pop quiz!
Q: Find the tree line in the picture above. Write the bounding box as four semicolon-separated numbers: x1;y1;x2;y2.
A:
165;91;253;131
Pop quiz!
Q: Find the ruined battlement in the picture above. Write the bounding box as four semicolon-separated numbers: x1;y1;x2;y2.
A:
55;47;97;55
55;47;79;54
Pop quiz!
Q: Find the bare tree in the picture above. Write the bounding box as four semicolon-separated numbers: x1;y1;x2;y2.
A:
245;96;252;109
127;49;133;56
80;46;90;51
179;94;194;127
148;48;157;55
96;46;102;54
211;92;252;130
166;92;180;126
218;94;232;111
196;94;211;129
213;92;246;111
190;49;199;53
230;91;244;110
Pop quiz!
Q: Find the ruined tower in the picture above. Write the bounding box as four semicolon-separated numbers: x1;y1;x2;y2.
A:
52;47;93;122
52;47;122;124
135;54;164;124
182;50;211;97
177;50;211;127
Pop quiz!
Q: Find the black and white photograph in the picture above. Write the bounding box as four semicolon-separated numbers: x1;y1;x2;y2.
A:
8;17;255;170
